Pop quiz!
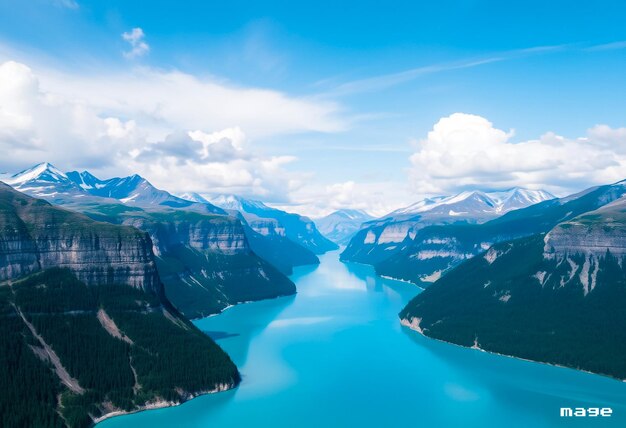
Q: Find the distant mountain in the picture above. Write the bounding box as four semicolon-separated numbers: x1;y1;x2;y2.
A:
66;170;225;212
0;183;239;427
400;190;626;380
1;162;85;202
389;188;554;218
2;164;297;318
315;209;374;245
376;181;626;285
176;192;321;274
340;188;554;268
209;194;339;254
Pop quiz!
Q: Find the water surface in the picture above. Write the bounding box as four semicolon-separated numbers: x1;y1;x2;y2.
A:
100;251;626;427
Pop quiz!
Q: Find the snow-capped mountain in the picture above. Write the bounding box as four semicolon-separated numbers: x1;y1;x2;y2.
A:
388;188;555;219
0;163;225;213
206;194;338;254
1;162;86;201
66;170;225;212
315;209;374;245
341;187;554;267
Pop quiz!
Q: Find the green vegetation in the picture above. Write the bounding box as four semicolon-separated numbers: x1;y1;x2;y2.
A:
0;268;240;428
376;183;626;284
156;244;296;318
400;234;626;380
245;225;319;275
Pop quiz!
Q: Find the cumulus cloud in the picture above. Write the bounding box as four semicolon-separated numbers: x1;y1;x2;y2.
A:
0;60;306;199
129;127;300;199
409;113;626;196
0;60;142;170
122;28;149;59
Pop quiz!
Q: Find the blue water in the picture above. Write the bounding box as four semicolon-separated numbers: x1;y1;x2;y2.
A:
100;251;626;427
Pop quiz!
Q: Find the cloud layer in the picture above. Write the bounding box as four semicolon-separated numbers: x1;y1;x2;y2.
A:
0;59;329;199
409;113;626;196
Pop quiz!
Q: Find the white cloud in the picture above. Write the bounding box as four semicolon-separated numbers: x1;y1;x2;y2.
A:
0;60;141;170
409;113;626;196
0;60;308;199
122;28;150;59
40;64;345;139
129;128;300;199
271;180;412;218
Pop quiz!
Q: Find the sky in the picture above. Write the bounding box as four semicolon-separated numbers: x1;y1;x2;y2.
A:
0;0;625;216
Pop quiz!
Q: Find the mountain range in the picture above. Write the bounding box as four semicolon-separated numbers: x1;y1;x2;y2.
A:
400;180;626;380
340;188;555;278
0;163;334;317
314;209;374;245
0;182;240;427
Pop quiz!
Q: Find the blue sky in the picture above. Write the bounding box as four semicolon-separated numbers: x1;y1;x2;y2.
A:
1;0;626;215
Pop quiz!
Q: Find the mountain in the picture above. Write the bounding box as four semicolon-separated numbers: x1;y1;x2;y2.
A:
209;194;339;254
0;181;160;290
399;192;626;380
376;181;626;285
315;209;374;245
340;188;554;268
0;184;239;427
387;188;554;218
2;164;297;318
66;170;225;212
1;163;85;203
177;193;320;275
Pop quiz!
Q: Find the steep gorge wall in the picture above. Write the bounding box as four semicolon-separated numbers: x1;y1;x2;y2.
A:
0;183;161;293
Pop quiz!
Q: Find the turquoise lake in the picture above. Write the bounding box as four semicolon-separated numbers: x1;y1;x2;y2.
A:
100;251;626;427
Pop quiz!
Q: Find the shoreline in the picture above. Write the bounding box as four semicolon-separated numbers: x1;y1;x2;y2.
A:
340;259;426;289
92;383;236;426
399;317;626;384
190;291;298;321
379;274;425;289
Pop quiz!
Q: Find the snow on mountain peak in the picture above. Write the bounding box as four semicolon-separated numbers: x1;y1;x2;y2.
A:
177;192;210;204
5;162;68;185
389;188;555;218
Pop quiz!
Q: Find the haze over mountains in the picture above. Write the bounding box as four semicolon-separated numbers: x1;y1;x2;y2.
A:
315;209;374;245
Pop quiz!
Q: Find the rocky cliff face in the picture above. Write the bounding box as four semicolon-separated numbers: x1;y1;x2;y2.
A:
122;214;248;257
544;197;626;260
0;182;160;293
375;181;626;286
247;217;286;237
400;229;626;380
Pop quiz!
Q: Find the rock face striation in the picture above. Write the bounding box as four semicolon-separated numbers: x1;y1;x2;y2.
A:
370;182;626;285
208;194;339;254
0;182;160;292
341;188;554;269
2;164;300;318
400;190;626;380
0;183;240;428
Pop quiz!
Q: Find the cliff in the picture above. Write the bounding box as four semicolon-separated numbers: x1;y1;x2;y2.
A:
79;204;296;318
0;182;160;293
400;214;626;379
376;181;626;285
0;184;240;427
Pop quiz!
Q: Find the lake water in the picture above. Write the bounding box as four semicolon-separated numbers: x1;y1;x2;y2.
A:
100;251;626;427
